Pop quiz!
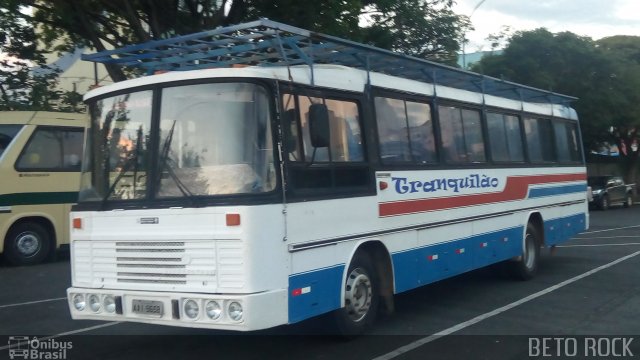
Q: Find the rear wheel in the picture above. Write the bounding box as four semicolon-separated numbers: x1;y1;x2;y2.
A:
333;253;379;336
4;222;51;266
510;223;540;281
625;193;633;208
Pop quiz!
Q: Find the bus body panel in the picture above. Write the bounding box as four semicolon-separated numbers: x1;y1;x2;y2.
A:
284;167;587;323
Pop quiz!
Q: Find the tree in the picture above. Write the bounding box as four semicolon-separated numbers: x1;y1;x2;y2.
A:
471;29;640;184
0;2;59;110
7;0;468;83
596;36;640;183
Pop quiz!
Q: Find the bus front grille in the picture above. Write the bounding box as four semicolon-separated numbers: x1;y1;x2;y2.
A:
72;239;244;291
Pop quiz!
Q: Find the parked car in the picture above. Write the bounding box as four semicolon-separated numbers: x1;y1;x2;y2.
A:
587;175;635;210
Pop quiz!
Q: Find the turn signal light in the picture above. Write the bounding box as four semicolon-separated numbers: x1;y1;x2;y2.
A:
226;213;241;226
72;218;83;229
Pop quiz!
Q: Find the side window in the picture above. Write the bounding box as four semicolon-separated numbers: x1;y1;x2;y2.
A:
283;92;369;193
16;127;84;171
0;125;23;158
293;95;363;163
374;96;436;164
486;112;524;162
438;105;485;163
407;102;437;163
553;121;572;162
375;97;410;162
524;118;555;162
558;121;582;162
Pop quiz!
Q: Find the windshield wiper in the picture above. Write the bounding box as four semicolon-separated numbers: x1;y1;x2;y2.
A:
100;126;144;208
156;121;197;205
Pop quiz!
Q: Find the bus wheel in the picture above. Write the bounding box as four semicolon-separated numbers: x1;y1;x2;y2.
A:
4;222;51;266
333;253;379;336
511;223;540;281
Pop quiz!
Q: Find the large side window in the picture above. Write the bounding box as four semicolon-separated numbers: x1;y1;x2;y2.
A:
374;97;436;164
283;92;369;193
486;112;524;162
553;120;581;163
16;127;84;171
289;95;363;163
524;117;555;162
438;105;485;163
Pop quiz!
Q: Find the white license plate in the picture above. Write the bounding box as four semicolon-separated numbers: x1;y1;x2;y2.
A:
131;299;164;317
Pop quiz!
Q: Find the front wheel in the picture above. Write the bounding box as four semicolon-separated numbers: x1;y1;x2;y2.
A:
510;223;540;281
333;253;379;336
4;222;51;266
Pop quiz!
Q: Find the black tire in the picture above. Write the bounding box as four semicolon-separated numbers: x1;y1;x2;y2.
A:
510;223;540;281
4;222;51;266
624;193;633;208
599;195;610;210
333;253;379;336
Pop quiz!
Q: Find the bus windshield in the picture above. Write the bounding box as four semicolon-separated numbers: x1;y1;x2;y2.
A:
79;82;276;202
0;125;22;158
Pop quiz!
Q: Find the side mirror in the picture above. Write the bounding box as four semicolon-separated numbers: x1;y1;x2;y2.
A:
309;104;330;148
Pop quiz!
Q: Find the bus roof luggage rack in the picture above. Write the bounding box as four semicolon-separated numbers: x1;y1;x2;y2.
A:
83;19;576;105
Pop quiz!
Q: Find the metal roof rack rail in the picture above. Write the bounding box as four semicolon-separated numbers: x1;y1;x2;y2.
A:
82;19;576;104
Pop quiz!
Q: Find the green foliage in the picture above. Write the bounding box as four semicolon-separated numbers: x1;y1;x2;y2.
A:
8;0;468;82
0;0;84;111
472;29;640;182
361;0;470;65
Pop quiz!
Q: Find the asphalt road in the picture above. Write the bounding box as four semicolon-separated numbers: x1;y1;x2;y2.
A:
1;206;640;360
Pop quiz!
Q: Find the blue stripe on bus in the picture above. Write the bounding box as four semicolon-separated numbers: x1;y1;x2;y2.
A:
392;226;524;293
288;264;345;323
528;184;587;198
287;212;586;323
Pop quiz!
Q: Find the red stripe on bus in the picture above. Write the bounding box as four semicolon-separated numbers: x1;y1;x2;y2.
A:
379;173;585;217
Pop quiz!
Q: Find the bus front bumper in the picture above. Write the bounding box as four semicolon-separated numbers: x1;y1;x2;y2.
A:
67;287;288;331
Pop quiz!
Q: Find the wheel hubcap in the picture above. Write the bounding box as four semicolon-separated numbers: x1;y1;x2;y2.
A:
344;267;372;322
16;232;40;257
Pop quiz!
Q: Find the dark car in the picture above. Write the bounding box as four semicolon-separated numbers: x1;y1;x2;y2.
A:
588;175;634;210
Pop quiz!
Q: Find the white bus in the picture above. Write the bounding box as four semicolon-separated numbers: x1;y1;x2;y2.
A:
1;111;86;265
67;20;588;334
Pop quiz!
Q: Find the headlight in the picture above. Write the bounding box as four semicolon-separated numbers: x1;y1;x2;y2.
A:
103;295;116;314
88;294;101;313
228;301;243;321
72;294;86;311
205;301;222;320
592;189;602;195
184;299;200;319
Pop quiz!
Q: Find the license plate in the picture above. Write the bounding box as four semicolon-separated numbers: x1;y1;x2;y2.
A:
131;299;164;317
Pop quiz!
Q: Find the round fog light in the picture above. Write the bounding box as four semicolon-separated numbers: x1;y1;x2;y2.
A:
228;301;243;321
184;299;200;319
103;295;116;313
88;294;101;313
205;301;222;320
72;294;86;311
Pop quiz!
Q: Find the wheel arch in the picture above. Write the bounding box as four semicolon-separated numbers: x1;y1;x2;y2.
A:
526;212;545;247
341;240;395;315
